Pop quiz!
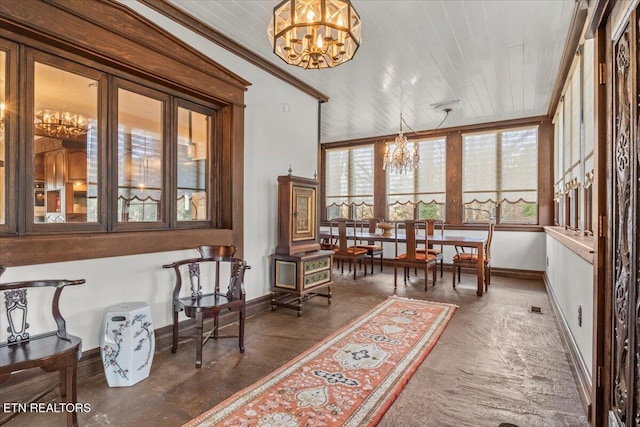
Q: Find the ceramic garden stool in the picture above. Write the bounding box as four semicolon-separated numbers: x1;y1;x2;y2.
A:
100;302;155;387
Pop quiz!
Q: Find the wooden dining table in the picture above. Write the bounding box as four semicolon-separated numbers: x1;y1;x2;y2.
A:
320;230;488;296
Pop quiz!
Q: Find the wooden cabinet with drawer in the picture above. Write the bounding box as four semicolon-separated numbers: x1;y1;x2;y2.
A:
270;250;333;316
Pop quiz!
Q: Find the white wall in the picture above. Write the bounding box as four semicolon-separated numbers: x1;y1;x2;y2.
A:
3;2;320;351
545;235;593;375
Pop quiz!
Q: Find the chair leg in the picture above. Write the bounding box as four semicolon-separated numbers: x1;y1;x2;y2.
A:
172;310;179;353
239;309;245;353
59;369;67;398
370;255;374;275
452;265;456;289
432;264;437;286
457;267;461;283
440;259;443;277
394;264;398;289
485;265;491;290
379;254;384;272
213;313;219;339
65;362;78;427
353;260;357;280
195;311;204;369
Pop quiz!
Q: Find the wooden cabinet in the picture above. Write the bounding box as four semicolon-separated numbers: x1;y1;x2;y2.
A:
270;251;333;316
43;148;87;223
275;175;321;255
270;174;333;316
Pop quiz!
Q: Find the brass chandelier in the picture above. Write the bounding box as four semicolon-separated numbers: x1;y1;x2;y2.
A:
268;0;361;70
383;113;419;175
34;109;88;138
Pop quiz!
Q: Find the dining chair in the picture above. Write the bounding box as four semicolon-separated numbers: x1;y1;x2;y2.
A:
452;221;495;291
416;219;444;278
163;246;250;368
355;218;384;274
393;220;438;291
329;218;368;280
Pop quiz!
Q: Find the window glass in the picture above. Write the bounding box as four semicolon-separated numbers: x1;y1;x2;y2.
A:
117;89;163;222
177;106;210;221
387;138;446;220
325;145;373;220
33;62;98;223
462;132;498;221
463;128;538;223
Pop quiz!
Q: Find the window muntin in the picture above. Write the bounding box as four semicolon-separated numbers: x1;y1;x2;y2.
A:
33;62;99;224
463;127;538;223
325;145;374;220
387;138;446;221
177;106;211;222
117;89;164;223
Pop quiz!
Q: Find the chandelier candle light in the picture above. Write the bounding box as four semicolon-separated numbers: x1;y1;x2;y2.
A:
383;113;419;175
268;0;361;69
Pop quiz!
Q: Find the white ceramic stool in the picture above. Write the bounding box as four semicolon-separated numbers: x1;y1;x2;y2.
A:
100;301;155;387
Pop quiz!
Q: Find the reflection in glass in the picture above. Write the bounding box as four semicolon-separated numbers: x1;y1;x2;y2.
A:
0;51;5;225
177;107;209;221
117;89;163;222
33;62;98;223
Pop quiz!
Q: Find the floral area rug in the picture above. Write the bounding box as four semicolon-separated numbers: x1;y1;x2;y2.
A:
185;296;456;427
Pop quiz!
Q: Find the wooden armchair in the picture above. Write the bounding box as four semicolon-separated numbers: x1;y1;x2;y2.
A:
452;221;495;291
355;218;385;274
329;218;368;280
393;220;437;291
163;246;250;368
0;269;85;427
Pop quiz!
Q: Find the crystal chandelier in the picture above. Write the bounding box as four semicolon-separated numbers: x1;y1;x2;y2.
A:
267;0;361;70
383;113;419;175
34;109;88;138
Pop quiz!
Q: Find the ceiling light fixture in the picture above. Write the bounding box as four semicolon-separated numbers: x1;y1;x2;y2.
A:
383;113;418;175
34;109;88;138
267;0;362;70
383;108;453;175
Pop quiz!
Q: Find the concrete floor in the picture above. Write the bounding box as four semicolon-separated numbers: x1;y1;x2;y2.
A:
4;267;589;426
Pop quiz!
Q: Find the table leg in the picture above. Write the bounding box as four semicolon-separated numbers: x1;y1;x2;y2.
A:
476;243;484;297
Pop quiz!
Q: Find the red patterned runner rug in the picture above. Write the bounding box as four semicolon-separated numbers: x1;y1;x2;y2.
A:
185;296;456;427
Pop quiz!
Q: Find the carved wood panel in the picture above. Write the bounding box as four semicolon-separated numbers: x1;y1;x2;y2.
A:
611;14;638;426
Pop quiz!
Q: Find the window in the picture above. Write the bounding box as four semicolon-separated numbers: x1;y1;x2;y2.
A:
463;127;538;224
0;1;247;266
177;104;212;223
6;48;225;236
26;53;106;234
387;138;446;221
325;145;374;220
117;87;165;225
552;39;595;232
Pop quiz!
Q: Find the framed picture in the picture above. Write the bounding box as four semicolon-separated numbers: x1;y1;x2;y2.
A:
291;185;315;241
